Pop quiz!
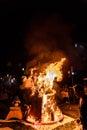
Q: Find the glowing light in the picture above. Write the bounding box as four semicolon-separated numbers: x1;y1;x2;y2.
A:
75;43;78;47
22;67;25;71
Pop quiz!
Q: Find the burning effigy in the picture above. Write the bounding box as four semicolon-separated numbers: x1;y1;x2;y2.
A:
20;58;66;124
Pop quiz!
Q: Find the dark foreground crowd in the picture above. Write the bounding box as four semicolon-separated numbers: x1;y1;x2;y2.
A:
74;83;87;130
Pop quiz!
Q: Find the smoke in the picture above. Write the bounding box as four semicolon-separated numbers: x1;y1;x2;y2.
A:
24;13;76;71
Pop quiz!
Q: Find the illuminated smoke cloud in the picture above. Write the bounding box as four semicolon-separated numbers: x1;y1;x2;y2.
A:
24;14;76;70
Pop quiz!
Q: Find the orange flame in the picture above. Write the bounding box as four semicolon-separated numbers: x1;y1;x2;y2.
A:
45;58;66;88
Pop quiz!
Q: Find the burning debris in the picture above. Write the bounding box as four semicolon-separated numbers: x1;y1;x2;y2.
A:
20;58;66;124
41;89;63;123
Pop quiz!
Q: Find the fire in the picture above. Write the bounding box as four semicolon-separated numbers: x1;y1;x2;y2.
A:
21;57;66;123
45;58;66;88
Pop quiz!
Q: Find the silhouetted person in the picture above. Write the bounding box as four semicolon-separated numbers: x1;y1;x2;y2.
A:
74;84;87;130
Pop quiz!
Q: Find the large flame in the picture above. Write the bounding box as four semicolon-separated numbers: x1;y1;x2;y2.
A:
22;58;66;123
45;58;66;88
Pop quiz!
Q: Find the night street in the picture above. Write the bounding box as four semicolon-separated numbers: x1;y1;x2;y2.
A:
0;1;87;130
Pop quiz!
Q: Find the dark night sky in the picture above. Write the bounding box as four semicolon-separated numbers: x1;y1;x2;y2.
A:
0;0;87;74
